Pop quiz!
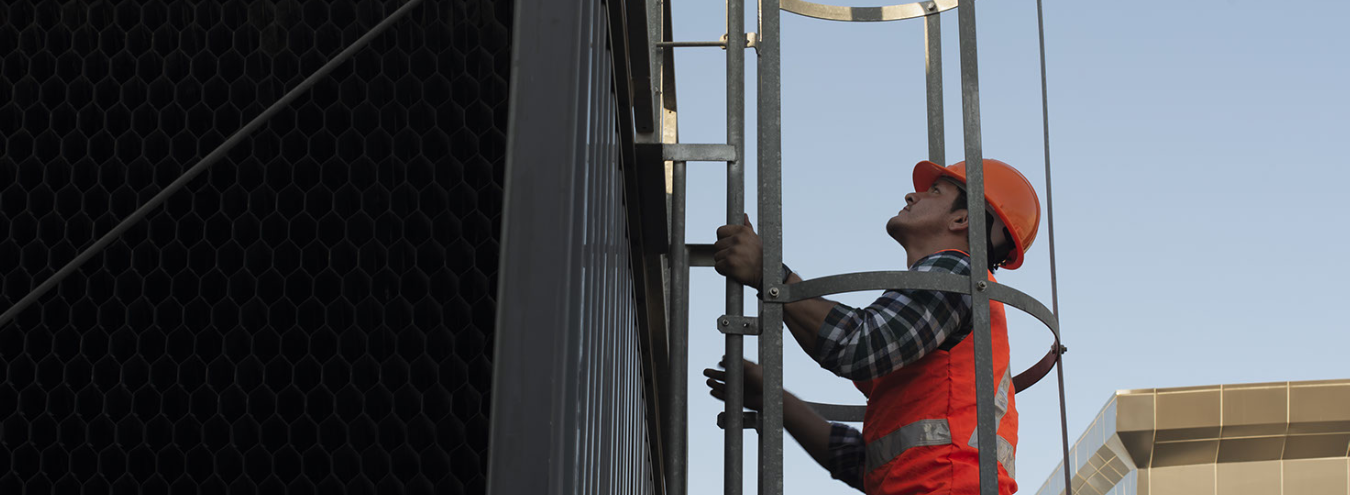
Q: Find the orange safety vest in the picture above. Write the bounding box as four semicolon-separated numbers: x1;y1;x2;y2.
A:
853;264;1018;495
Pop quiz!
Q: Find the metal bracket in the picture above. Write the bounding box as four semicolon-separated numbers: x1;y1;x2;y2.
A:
688;243;716;267
718;315;759;335
717;411;761;431
642;143;737;162
723;33;760;53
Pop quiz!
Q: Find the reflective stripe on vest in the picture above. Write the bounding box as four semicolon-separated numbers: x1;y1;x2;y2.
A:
964;434;1017;479
967;368;1012;449
966;368;1015;478
864;418;953;473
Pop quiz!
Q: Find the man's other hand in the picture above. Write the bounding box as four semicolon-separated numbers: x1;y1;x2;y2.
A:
704;359;765;411
714;213;763;289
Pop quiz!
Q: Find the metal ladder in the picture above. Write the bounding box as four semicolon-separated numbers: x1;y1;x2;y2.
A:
655;1;1072;495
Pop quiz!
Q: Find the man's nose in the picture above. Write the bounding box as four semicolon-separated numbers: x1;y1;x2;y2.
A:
904;192;916;205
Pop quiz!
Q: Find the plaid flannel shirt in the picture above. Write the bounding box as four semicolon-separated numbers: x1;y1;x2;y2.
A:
825;423;866;490
813;250;974;381
814;250;975;489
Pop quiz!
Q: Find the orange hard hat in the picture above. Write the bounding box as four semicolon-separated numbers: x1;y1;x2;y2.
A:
912;159;1041;270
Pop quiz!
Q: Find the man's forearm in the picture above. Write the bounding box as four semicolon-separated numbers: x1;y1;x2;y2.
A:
782;390;835;470
780;272;837;358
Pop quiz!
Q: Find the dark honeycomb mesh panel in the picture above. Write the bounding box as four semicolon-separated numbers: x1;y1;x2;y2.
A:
0;1;510;493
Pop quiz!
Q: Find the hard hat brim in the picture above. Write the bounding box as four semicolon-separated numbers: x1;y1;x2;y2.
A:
912;160;957;194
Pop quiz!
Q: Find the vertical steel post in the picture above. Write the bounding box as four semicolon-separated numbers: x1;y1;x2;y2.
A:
669;158;689;495
757;0;785;493
924;12;944;165
725;0;748;493
954;1;999;494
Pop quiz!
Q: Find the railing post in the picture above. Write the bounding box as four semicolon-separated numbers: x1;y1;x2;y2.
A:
725;0;748;493
757;0;785;493
954;1;1000;493
668;157;689;495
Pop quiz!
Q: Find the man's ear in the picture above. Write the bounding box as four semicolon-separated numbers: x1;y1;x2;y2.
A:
948;210;970;233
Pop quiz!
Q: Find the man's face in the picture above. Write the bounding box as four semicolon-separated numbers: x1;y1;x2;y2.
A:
886;177;965;244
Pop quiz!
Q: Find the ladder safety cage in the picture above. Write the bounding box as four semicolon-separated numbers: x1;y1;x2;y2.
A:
660;0;1071;494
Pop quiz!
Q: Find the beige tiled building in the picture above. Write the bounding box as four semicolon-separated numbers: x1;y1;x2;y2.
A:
1035;379;1350;495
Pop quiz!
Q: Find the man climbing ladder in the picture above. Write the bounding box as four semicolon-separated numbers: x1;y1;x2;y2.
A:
707;159;1041;494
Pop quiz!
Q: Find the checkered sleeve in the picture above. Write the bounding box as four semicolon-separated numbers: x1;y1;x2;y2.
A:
825;422;866;491
812;251;973;381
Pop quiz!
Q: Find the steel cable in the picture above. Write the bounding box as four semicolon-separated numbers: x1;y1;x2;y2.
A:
1032;0;1073;492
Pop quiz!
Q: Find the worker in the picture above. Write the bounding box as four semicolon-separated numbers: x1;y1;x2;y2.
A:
705;159;1041;494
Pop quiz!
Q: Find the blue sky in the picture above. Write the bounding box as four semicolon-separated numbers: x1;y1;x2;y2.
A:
670;0;1350;493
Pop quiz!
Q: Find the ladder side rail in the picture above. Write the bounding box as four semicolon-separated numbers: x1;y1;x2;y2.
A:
725;0;749;494
954;1;1000;494
757;0;786;493
669;158;689;495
